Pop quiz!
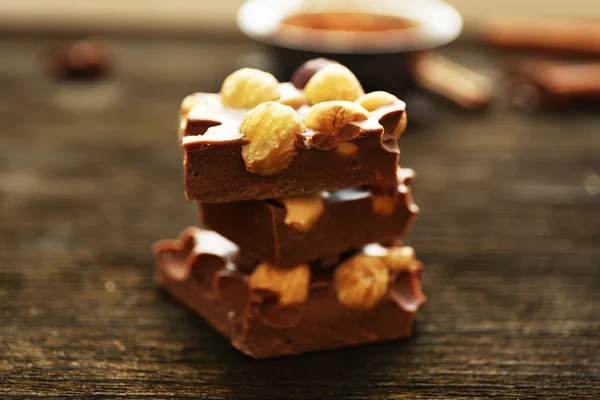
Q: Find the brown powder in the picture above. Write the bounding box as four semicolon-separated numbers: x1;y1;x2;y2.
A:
283;12;418;32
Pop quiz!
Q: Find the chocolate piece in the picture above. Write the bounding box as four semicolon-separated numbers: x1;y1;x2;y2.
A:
46;40;111;80
290;58;338;89
152;227;425;359
481;17;600;56
410;52;493;111
201;168;418;268
506;59;600;111
181;94;404;203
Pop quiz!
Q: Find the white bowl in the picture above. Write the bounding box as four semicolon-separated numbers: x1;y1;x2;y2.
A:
237;0;463;54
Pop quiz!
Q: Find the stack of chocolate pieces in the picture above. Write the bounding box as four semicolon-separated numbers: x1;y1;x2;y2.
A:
152;59;426;359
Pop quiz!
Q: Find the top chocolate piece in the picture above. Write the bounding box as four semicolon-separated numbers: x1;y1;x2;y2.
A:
180;65;406;203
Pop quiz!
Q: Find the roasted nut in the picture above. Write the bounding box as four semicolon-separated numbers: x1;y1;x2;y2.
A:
180;93;218;119
240;102;304;175
291;58;338;89
279;194;325;231
278;82;307;109
304;64;364;104
220;68;281;108
249;263;310;306
394;112;408;139
334;254;389;309
356;91;407;139
382;246;416;272
372;195;398;216
355;91;399;111
180;93;201;118
335;142;359;156
305;101;369;136
309;131;339;150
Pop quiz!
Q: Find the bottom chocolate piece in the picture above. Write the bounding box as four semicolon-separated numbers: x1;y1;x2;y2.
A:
152;227;425;359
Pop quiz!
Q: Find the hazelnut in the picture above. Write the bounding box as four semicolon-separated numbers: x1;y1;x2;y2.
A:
334;254;389;309
290;58;338;89
372;195;398;216
249;263;311;306
180;93;218;119
305;100;369;136
220;68;280;108
355;91;399;111
394;112;408;140
335;142;359;156
278;82;307;109
356;91;407;139
180;93;201;118
304;64;364;105
240;102;304;176
279;194;325;231
382;246;416;272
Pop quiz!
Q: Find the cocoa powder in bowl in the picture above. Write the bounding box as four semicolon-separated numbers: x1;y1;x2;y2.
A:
282;12;418;32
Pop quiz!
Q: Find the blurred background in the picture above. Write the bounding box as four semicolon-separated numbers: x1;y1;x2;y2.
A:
1;0;599;398
0;0;599;33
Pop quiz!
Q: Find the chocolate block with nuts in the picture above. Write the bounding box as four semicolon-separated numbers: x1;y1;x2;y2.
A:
201;168;418;268
153;60;424;358
152;227;425;359
180;66;406;203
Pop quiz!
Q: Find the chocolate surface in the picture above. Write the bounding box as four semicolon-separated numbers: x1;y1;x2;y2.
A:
201;168;419;268
181;95;404;203
152;227;425;359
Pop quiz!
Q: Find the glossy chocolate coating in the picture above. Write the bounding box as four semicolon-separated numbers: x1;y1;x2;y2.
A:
152;227;425;359
201;169;419;268
182;95;405;203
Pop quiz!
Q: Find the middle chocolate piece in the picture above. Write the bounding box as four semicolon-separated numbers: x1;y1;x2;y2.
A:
201;168;419;268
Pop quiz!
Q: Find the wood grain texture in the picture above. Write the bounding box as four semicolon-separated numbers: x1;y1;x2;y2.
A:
0;37;599;399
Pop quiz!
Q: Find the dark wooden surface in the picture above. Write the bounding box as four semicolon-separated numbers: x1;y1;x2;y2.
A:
1;36;599;399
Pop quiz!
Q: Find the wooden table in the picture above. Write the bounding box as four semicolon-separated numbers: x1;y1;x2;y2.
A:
1;36;599;399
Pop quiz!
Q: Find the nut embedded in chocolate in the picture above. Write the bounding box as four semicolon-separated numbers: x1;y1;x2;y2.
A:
304;64;365;105
277;82;307;109
220;68;281;108
305;100;369;137
153;227;426;358
240;101;304;176
201;168;418;268
334;253;390;309
279;194;325;232
46;39;112;80
355;91;399;112
383;246;417;272
181;64;402;203
335;142;359;156
290;58;338;89
249;263;310;306
356;91;407;139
